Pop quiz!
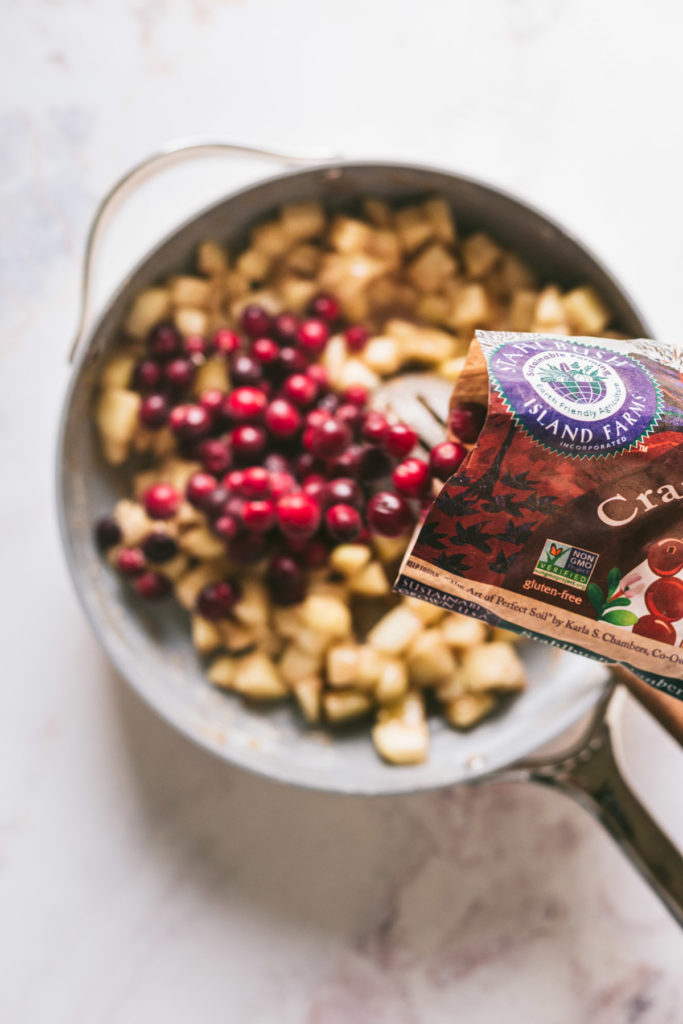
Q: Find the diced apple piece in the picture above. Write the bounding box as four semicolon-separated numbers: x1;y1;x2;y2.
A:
176;502;203;530
361;336;403;376
491;627;522;644
462;233;502;278
301;594;352;639
446;692;496;729
327;643;361;688
276;275;317;313
407;243;457;292
279;643;324;686
423;197;456;244
440;613;488;650
174;306;209;338
561;286;610;334
179;526;225;560
192;613;223;653
170;275;212;309
294;626;330;657
282;243;321;277
407;629;458;687
375;657;409;705
192;356;230;395
349;561;389;597
372;533;409;565
100;349;137;389
330;215;373;254
175;563;224;610
233;651;288;699
197;239;228;276
124;287;170;340
402;596;445;626
218;619;257;654
157;457;202;494
251;220;290;258
458;642;526;692
280;200;325;242
224;271;249;300
363;198;391;226
533;285;565;326
394;204;433;252
160;553;189;582
356;646;385;689
498;252;536;293
507;289;538;331
324;691;372;723
272;604;305;640
293;676;322;724
114;498;157;546
236;248;271;283
438;356;467;382
232;578;269;629
96;388;141;464
321;334;348;389
417;293;452;325
372;692;428;765
329;543;372;577
449;283;490;329
208;655;237;690
337;358;380;393
368;229;402;267
368;606;423;655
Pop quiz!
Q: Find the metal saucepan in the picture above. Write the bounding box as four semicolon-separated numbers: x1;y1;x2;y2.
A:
56;141;683;924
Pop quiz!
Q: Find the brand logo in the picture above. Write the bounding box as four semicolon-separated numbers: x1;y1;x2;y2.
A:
488;337;661;456
534;539;598;590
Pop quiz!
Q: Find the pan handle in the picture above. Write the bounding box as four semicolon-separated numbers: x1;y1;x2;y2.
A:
69;138;340;364
501;686;683;926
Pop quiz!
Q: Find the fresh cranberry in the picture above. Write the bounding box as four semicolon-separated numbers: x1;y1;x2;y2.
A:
326;504;362;542
322;477;363;509
224;469;246;493
202;486;231;520
274;312;299;344
303;474;326;501
283;373;317;408
342;385;369;408
198;438;232;475
276;493;321;538
229;531;268;564
134;359;162;393
392;457;430;497
253;338;280;369
265;398;302;440
344;325;369;351
633;614;677;644
139;394;169;429
164;357;194;390
213;514;238;542
292;451;319;480
184;334;212;358
310;419;351;459
241;466;270;498
335;402;364;433
297;318;330;353
328;445;364;479
385;423;417;458
134;571;171;601
264;452;289;474
278;346;309;376
148;323;181;359
141;532;178;564
242;499;275;532
318;393;340;416
430;440;466;480
197;581;239;620
301;539;329;568
144;483;180;519
648;538;683;577
357;445;393;482
309;292;340;323
213;328;240;354
307;364;329;392
241;304;272;339
449;402;487;444
199;389;226;419
362;412;389;445
231;424;267;462
269;471;297;500
116;547;145;576
94;516;121;551
267;555;307;605
231;353;263;386
367;491;413;537
186;472;217;507
224;386;267;423
169;404;211;439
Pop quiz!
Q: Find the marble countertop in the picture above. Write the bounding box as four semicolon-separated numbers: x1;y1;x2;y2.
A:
2;1;682;1021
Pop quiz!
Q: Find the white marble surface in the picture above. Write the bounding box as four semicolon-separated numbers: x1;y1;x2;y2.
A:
2;1;683;1021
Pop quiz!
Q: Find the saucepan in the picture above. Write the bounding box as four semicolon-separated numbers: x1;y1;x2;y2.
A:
56;141;683;924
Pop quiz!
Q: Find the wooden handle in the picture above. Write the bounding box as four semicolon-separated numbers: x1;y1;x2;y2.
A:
612;667;683;748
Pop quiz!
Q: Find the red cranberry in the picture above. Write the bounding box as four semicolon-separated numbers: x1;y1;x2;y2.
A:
265;398;302;439
170;404;211;439
292;451;319;480
267;555;307;605
322;477;363;509
310;419;351;459
164;357;194;390
385;423;417;458
342;385;369;408
357;445;393;482
326;504;362;542
231;353;263;386
307;364;329;392
134;571;171;600
139;394;169;429
392;457;430;497
94;516;121;551
201;486;231;520
197;581;239;620
269;471;297;500
199;438;232;475
647;538;683;577
362;411;389;445
367;491;413;537
303;474;326;501
141;532;178;564
224;386;267;423
276;493;321;538
213;514;238;542
309;292;340;323
632;615;677;644
274;312;299;344
242;499;275;532
184;334;212;358
278;346;309;376
199;389;226;419
645;577;683;621
301;539;329;568
134;359;162;393
328;445;364;479
264;453;289;474
335;402;364;433
231;424;267;462
283;373;317;408
344;325;369;351
449;402;487;444
148;323;181;359
229;530;268;564
252;337;280;363
318;393;340;416
224;469;246;493
430;440;467;480
213;328;240;354
297;318;330;353
241;305;272;338
144;483;180;519
116;547;145;576
241;466;270;498
186;472;217;507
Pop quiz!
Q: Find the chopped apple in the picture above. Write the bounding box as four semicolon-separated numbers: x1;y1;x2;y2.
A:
124;287;170;340
301;594;352;639
362;336;403;376
326;643;361;688
293;676;322;724
251;220;290;258
375;657;409;704
324;691;372;723
394;204;433;252
337;357;380;392
114;498;158;547
174;306;209;338
272;604;305;640
407;628;458;687
440;613;488;650
507;289;538;331
462;233;502;278
233;651;288;699
458;642;526;692
179;526;226;561
169;275;212;309
372;534;409;565
192;614;223;653
367;606;423;655
100;349;137;390
192;356;230;395
562;286;610;334
279;643;324;686
446;692;496;729
423;197;456;245
232;578;269;629
330;215;373;254
533;285;565;326
329;543;372;577
407;243;457;292
280;200;325;242
372;692;429;765
236;248;272;283
208;655;237;689
197;239;228;276
96;388;141;464
449;283;490;329
174;563;224;610
349;561;389;597
218;619;257;654
402;596;445;627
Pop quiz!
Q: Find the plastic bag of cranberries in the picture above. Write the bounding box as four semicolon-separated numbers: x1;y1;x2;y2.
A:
397;330;683;703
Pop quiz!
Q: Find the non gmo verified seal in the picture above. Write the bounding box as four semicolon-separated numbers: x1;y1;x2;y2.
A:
487;336;661;457
534;539;598;591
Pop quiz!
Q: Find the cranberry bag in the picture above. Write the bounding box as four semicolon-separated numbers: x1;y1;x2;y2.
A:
396;330;683;702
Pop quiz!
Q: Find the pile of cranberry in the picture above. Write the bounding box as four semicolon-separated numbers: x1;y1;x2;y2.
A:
95;295;481;613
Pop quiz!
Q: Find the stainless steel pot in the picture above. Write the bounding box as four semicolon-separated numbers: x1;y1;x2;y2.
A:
57;141;683;924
